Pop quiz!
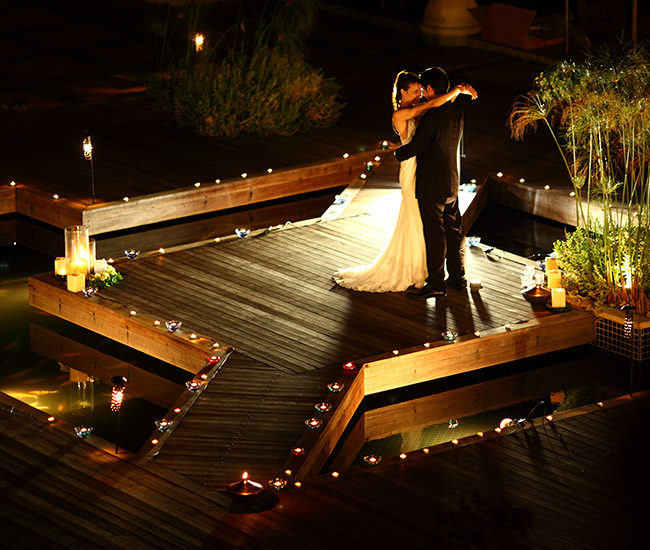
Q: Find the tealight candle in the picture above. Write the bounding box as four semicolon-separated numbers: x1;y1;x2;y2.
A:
551;288;566;308
67;273;85;293
68;258;88;275
547;269;562;289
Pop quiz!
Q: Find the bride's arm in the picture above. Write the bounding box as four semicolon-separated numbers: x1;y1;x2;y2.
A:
392;85;463;126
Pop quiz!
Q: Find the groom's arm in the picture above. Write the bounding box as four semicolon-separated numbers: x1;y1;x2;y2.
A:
394;113;437;162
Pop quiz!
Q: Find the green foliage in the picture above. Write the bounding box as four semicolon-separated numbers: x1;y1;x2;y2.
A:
87;265;123;290
147;46;344;137
509;46;650;314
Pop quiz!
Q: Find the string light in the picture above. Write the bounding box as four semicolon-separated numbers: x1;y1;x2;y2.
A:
292;447;305;456
342;153;349;158
194;182;201;187
331;471;339;478
215;179;221;184
151;438;159;445
47;416;56;422
496;172;503;178
241;173;247;178
123;197;129;202
53;194;59;200
477;432;484;437
570;191;575;197
544;185;551;190
154;320;161;326
294;481;302;487
129;310;137;316
546;415;553;422
189;333;198;340
399;453;407;459
423;342;430;348
158;248;165;253
422;448;430;454
452;439;459;445
9;181;16;187
360;173;367;179
284;469;292;476
374;156;381;162
173;407;181;413
392;350;399;355
519;178;525;183
267;168;273;173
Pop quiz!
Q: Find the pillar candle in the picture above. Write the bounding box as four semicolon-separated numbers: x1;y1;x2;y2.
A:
551;288;566;308
54;257;67;276
94;258;107;274
547;269;562;289
68;258;88;275
545;257;558;271
67;273;85;293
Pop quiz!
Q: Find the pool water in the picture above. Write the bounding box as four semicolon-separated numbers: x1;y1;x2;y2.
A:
0;244;192;453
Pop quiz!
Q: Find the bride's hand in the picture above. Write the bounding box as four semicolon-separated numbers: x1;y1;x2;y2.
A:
460;83;478;100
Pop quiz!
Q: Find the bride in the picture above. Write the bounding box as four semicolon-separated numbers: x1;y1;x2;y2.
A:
333;70;476;292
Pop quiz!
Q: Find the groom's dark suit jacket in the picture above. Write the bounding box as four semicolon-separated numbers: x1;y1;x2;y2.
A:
394;102;463;201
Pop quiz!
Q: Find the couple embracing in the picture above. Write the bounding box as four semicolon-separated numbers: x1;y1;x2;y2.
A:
334;67;477;299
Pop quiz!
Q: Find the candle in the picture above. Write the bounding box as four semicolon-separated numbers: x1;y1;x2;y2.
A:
551;288;566;308
54;257;67;277
68;258;88;275
227;472;264;498
67;273;85;293
94;258;107;273
545;257;558;271
547;269;562;289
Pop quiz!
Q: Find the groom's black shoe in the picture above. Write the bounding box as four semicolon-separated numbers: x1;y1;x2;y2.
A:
446;278;468;291
406;284;446;300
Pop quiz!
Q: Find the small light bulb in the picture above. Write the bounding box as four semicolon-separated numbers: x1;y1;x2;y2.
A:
496;172;503;178
374;156;380;162
123;197;129;202
342;153;349;159
53;194;59;199
423;342;430;348
267;168;273;173
399;453;407;459
422;448;430;454
151;438;159;445
190;333;197;340
331;471;339;478
154;320;160;326
519;178;525;183
215;179;221;184
452;439;459;445
570;191;575;197
159;248;165;253
477;432;484;437
294;481;302;487
194;182;201;187
173;407;181;413
392;350;399;355
10;181;16;187
241;172;247;178
360;173;367;179
546;415;553;422
130;310;137;316
470;178;476;184
544;185;551;190
284;469;292;476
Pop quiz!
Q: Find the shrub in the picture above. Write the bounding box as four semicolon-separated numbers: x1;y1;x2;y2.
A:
147;46;344;138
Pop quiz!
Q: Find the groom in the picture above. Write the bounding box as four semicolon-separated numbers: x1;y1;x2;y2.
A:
395;67;467;299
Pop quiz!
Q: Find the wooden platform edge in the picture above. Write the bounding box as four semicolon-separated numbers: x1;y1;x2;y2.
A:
278;308;596;481
28;273;219;374
82;150;391;235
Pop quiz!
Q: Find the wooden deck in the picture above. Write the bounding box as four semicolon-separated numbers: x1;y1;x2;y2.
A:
0;385;646;549
28;161;596;491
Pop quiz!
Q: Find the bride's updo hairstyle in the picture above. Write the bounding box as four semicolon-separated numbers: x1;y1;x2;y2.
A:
392;70;419;111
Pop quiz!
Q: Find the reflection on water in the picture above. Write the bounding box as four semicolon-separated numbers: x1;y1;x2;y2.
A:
0;245;190;453
326;346;649;472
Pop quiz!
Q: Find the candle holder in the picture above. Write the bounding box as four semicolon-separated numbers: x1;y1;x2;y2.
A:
441;330;459;343
74;425;93;438
166;320;181;332
208;355;220;364
125;249;140;260
228;472;264;499
82;287;98;298
185;380;203;392
305;418;322;430
327;382;344;393
291;447;305;456
363;455;382;466
314;402;332;413
342;361;356;371
65;225;91;275
155;419;174;432
521;283;551;305
268;477;287;491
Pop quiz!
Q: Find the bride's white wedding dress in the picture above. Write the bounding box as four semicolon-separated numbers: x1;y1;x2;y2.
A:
333;118;427;292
